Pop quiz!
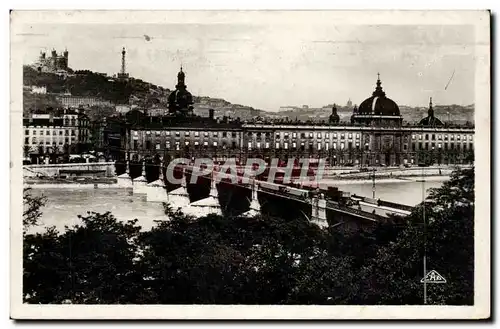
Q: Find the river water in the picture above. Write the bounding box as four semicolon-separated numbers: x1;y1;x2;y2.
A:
29;179;445;234
29;188;166;234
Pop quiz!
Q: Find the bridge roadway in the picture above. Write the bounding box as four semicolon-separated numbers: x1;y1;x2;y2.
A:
180;165;413;222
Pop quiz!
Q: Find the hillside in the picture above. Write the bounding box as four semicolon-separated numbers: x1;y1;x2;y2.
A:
23;65;265;120
267;104;474;124
22;65;474;124
23;91;62;113
23;65;163;105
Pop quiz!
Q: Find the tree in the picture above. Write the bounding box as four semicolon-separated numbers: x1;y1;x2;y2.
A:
23;212;143;304
23;188;46;232
357;167;474;305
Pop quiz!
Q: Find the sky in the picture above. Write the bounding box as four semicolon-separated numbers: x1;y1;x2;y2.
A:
18;21;476;111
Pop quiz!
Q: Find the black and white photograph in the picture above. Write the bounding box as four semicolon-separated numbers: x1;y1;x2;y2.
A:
9;10;490;320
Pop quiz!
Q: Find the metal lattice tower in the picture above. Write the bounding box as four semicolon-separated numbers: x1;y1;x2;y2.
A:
121;47;126;75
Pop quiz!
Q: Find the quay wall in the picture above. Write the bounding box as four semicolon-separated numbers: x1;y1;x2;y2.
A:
23;162;116;177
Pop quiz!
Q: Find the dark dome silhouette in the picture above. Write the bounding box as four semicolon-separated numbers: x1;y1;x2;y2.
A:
329;104;340;124
358;74;400;116
419;97;444;127
168;66;194;114
168;89;193;110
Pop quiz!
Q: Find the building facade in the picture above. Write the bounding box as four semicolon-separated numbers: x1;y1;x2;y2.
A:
33;49;69;73
121;118;474;167
23;110;91;163
127;116;243;161
242;123;474;166
116;73;474;167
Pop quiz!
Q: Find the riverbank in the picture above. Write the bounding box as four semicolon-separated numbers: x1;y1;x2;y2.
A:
24;183;122;189
24;175;449;190
300;175;450;187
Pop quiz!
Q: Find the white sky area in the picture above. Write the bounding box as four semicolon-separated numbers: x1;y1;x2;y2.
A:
19;22;475;111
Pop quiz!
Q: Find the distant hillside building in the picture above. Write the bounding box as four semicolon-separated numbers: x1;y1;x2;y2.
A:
279;106;297;112
116;104;132;114
197;97;228;108
56;96;115;109
27;86;47;94
34;49;69;73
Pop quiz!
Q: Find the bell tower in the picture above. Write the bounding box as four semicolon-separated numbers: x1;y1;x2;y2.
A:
176;66;186;89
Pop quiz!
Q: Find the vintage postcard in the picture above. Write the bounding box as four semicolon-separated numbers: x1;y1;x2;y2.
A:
10;10;490;319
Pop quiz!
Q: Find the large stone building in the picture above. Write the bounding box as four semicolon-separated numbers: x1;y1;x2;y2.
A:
23;109;91;163
56;95;115;109
33;49;69;74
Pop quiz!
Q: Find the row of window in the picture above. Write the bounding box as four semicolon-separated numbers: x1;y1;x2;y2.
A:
273;132;362;140
412;133;473;141
131;130;474;143
412;142;474;151
130;140;472;152
24;137;75;145
133;140;239;150
62;118;81;126
248;141;367;151
134;131;239;138
135;131;369;142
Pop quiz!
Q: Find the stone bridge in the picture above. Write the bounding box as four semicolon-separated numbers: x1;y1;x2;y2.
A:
116;162;415;233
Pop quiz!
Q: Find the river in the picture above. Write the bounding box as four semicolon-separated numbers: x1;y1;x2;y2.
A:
29;179;445;234
29;188;166;234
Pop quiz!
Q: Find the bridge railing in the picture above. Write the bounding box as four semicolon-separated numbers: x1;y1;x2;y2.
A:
326;200;382;222
377;199;414;212
352;194;414;212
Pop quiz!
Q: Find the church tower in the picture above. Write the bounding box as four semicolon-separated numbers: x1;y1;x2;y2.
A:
176;66;186;89
168;65;193;115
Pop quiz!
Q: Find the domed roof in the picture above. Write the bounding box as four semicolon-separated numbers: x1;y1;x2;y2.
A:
419;97;444;127
168;66;194;113
168;88;193;110
357;74;400;116
329;104;340;123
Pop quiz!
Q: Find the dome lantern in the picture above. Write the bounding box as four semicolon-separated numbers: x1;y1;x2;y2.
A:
372;72;386;97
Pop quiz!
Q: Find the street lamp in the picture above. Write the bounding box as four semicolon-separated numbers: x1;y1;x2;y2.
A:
371;167;376;199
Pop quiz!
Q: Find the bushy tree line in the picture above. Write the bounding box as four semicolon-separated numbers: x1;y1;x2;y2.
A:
22;168;474;305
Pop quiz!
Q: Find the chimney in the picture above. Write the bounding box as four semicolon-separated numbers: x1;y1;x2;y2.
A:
49;112;54;123
209;108;214;120
29;113;33;123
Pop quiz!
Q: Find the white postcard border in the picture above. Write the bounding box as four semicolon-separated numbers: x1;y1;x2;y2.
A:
9;10;491;320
